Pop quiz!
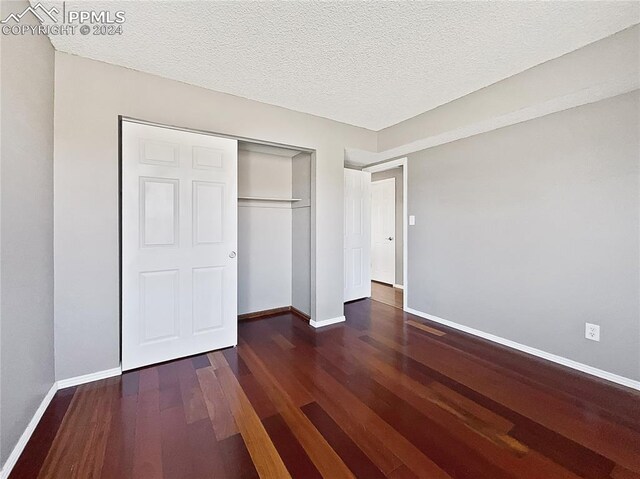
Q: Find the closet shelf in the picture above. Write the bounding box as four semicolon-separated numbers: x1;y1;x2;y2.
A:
238;196;301;202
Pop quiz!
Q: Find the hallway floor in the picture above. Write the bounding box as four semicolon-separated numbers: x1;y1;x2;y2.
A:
370;281;403;309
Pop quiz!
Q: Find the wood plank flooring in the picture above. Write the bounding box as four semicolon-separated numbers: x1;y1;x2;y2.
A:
10;299;640;478
371;281;403;309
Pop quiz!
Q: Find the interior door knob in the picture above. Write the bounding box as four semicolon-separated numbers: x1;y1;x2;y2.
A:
229;251;236;258
387;237;393;241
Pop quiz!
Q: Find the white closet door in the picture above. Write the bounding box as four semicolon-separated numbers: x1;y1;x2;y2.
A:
344;169;371;302
371;178;395;285
122;121;238;371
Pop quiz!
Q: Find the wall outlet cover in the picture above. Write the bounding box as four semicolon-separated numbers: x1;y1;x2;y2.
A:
585;323;600;342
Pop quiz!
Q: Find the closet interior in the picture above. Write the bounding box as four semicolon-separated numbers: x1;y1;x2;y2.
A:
237;141;313;320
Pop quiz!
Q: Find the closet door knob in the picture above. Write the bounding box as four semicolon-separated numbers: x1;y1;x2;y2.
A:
387;237;393;241
229;251;236;258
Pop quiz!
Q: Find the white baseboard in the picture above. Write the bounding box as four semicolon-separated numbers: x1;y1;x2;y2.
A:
310;315;346;328
405;307;640;392
393;284;404;290
1;383;57;479
57;366;122;390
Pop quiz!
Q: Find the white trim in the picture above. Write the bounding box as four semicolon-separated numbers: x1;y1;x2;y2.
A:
56;367;122;390
0;383;57;479
404;307;640;391
393;284;404;290
310;315;346;328
402;158;408;311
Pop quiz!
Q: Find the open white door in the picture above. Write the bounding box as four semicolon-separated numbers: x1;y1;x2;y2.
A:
122;121;238;371
371;178;395;285
344;168;371;302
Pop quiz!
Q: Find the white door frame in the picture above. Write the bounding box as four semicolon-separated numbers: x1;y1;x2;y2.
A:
119;116;318;365
363;158;408;310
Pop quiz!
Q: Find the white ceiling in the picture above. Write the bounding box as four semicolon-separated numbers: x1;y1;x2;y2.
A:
40;1;639;131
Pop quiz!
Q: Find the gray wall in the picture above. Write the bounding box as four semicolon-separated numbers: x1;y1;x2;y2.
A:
53;51;376;381
372;167;403;285
407;91;639;380
0;0;56;465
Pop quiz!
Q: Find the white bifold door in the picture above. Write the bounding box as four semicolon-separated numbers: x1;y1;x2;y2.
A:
344;169;371;302
122;121;238;371
371;178;396;285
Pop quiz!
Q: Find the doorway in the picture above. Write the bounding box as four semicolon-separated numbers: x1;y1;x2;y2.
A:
365;158;407;310
343;158;407;310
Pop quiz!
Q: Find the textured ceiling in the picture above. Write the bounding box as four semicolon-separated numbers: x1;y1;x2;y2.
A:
39;1;639;130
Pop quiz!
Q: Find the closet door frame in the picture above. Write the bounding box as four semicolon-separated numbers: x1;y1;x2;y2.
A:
118;116;317;364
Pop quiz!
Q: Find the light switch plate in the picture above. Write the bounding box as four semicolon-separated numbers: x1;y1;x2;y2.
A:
409;215;415;226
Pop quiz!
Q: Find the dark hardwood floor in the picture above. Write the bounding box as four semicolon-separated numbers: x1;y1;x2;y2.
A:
10;299;640;478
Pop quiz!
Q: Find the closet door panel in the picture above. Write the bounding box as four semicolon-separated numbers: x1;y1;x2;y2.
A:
122;121;238;371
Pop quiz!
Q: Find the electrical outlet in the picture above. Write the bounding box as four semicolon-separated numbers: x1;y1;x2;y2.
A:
585;323;600;342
